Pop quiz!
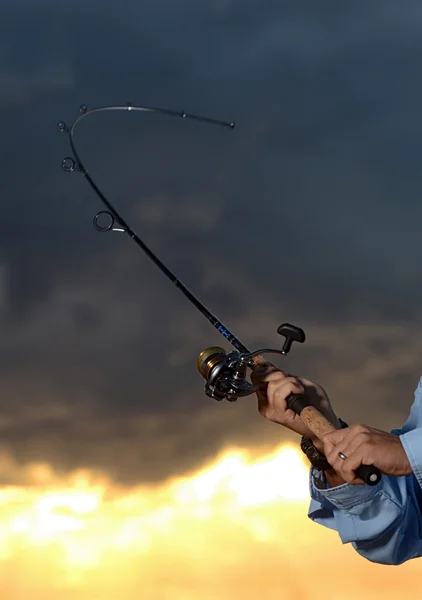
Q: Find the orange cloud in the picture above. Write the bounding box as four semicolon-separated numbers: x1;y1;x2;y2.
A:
0;443;420;599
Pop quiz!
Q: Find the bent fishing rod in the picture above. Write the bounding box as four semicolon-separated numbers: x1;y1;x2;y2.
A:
56;102;381;486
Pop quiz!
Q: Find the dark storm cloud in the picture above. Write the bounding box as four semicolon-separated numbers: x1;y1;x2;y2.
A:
1;0;422;483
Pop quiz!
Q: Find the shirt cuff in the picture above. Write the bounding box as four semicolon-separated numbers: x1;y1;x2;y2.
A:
310;467;380;512
399;428;422;489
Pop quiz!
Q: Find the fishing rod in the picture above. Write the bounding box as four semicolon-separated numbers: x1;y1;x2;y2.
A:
56;102;381;486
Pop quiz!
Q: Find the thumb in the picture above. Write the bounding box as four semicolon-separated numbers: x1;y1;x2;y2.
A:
250;364;279;384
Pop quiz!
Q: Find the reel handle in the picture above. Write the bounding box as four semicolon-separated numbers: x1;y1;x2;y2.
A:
248;323;306;371
287;393;382;486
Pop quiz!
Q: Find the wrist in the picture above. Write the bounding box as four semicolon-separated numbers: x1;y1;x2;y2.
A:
324;468;347;488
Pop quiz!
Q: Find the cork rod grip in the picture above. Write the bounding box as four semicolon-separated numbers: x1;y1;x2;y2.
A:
249;359;381;486
287;393;382;486
298;405;337;438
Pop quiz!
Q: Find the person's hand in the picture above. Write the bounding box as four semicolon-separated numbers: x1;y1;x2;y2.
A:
251;363;341;449
322;425;413;485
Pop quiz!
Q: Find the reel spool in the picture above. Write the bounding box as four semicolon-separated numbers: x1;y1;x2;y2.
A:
196;324;306;402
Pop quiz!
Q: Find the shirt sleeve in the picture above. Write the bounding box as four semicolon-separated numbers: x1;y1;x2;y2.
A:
307;376;422;565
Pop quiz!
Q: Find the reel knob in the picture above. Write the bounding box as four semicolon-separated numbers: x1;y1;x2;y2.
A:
196;346;227;380
277;323;306;355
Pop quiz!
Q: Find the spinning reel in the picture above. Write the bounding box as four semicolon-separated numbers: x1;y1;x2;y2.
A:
196;323;305;401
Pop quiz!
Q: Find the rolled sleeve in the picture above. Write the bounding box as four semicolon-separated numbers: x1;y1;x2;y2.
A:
310;468;380;512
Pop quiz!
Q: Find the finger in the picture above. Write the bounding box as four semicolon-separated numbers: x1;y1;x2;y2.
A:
253;370;287;385
323;449;353;482
297;376;322;390
283;376;305;394
342;452;367;484
268;377;305;407
323;430;352;468
263;369;287;381
322;428;349;454
251;373;285;389
250;366;284;384
323;428;350;443
324;424;373;459
336;451;366;485
324;433;369;484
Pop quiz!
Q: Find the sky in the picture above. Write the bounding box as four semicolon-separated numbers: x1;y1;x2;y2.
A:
1;0;422;597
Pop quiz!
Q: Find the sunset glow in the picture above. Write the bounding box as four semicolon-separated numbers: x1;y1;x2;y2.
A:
0;443;420;599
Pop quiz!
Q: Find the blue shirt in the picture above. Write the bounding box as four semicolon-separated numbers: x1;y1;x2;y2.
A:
308;377;422;565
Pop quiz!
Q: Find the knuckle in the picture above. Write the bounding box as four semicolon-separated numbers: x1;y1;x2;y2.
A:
353;424;369;434
267;377;304;404
263;372;285;385
268;383;285;404
285;381;304;395
266;381;278;397
271;380;288;395
323;447;332;461
359;440;371;453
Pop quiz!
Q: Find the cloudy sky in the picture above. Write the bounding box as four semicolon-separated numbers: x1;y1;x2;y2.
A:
1;1;422;597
